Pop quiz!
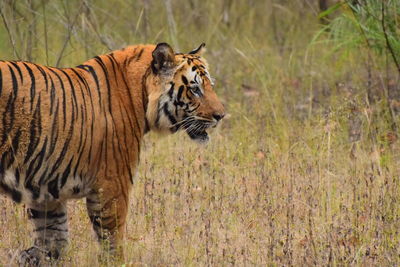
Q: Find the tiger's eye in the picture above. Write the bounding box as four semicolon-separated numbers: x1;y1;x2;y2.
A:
190;86;202;97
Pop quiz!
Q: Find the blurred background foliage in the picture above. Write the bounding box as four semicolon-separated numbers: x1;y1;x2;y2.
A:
0;0;400;265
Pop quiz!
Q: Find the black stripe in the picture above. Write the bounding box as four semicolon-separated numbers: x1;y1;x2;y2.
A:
11;189;22;202
47;100;59;159
48;74;56;114
163;103;177;125
11;128;21;154
73;186;80;194
70;72;87;124
60;158;73;188
102;123;109;176
33;64;49;92
70;68;87;89
70;69;95;165
155;102;161;128
22;63;36;111
177;85;184;101
126;48;144;65
1;66;18;146
0;68;2;96
1;94;14;146
46;102;75;182
70;68;89;119
78;65;102;106
0;150;9;174
89;215;102;228
0;182;22;203
187;103;200;113
34;219;68;232
73;110;86;176
15;168;20;185
34;226;67;232
48;175;59;199
136;48;144;61
9;61;23;83
168;83;175;99
60;69;79;121
174;86;185;116
94;56;112;113
71;103;87;177
182;75;188;85
116;61;143;142
24;96;42;164
86;197;98;204
28;208;66;219
117;101;138;173
48;69;67;128
38;167;49;186
112;105;131;179
25;137;47;199
106;54;118;85
9;65;18;96
8;63;18;95
72;68;95;116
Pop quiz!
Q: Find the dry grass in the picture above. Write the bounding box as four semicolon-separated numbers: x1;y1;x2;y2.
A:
1;0;400;266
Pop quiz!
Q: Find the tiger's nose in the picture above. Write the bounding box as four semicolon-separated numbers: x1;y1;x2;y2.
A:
212;113;225;121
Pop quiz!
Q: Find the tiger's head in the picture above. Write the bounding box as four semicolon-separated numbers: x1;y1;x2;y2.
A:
145;43;225;143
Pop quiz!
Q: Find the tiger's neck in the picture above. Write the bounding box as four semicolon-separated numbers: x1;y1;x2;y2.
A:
109;46;155;135
77;46;154;170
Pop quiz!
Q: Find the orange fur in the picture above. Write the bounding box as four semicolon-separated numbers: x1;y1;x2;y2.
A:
0;43;224;263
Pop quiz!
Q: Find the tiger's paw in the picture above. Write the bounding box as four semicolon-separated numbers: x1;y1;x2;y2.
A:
18;247;48;267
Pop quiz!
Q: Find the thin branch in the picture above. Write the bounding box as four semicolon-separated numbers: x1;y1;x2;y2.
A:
141;0;150;41
164;0;178;50
346;0;374;102
381;1;400;75
42;0;49;65
0;4;20;59
82;1;113;51
303;0;318;16
55;2;84;67
26;0;38;62
381;1;398;133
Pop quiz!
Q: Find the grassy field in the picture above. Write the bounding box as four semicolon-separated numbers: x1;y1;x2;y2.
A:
0;0;400;266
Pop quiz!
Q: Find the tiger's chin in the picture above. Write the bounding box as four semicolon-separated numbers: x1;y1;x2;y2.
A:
187;129;210;144
182;118;218;144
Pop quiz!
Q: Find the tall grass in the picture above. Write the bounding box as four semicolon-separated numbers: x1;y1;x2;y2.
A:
0;0;399;265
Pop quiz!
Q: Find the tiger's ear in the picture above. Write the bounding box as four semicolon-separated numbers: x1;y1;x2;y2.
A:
152;43;176;74
189;43;206;55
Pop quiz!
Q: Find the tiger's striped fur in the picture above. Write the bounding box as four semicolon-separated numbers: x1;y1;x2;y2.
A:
0;43;225;265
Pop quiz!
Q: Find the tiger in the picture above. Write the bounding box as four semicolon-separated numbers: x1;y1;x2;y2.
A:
0;42;225;265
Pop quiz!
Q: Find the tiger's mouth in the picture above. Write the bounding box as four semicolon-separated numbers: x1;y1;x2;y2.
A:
172;117;216;144
170;116;217;144
185;119;214;144
186;124;210;143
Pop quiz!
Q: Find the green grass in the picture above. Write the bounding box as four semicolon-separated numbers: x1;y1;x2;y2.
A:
0;0;400;266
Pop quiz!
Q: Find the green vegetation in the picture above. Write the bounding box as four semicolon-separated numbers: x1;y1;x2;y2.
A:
0;0;399;265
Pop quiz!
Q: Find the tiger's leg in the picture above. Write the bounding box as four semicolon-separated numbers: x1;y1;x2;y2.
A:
86;185;129;260
19;202;69;266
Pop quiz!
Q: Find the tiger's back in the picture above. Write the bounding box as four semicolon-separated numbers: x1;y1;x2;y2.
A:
0;46;152;204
